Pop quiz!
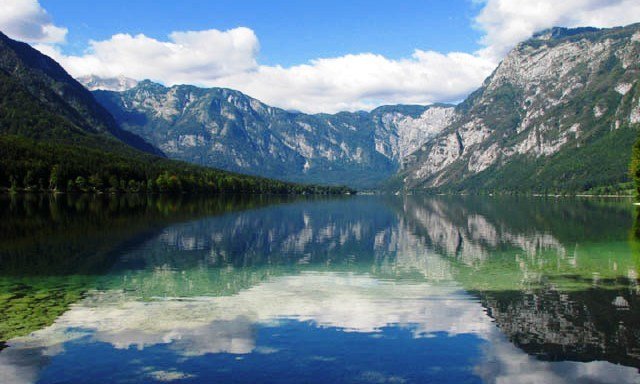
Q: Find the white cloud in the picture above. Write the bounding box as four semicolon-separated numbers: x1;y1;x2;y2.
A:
476;0;640;60
0;0;67;43
209;51;494;113
36;28;259;84
7;0;640;112
35;31;493;113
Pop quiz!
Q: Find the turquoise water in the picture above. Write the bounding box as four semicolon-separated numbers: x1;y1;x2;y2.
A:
1;194;639;383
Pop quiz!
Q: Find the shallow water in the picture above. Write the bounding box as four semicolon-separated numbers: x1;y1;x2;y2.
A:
1;194;639;383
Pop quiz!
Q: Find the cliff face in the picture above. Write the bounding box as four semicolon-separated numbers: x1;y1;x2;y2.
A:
93;82;453;188
87;23;640;191
401;24;640;192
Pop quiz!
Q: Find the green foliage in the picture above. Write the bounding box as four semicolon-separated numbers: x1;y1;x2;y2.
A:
454;126;639;194
403;23;640;195
631;134;640;197
0;54;352;195
0;135;353;195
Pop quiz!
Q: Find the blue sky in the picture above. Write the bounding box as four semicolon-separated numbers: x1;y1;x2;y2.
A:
39;0;484;66
2;0;640;112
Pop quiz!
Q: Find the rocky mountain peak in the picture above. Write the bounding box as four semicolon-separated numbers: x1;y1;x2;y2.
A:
401;22;640;192
531;26;601;41
84;23;640;192
78;75;139;92
93;81;454;188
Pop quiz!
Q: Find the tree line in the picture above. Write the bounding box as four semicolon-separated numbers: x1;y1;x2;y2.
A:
0;135;354;195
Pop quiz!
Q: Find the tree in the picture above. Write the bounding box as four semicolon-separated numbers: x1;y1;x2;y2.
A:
108;175;119;192
156;172;169;192
146;179;156;193
49;165;61;191
75;176;87;191
127;179;139;192
88;174;103;191
9;175;18;192
23;170;34;190
0;136;352;195
632;137;640;197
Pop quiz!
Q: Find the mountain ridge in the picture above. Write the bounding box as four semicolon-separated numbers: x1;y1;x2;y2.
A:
83;23;640;192
400;22;640;193
78;75;139;92
93;81;454;188
0;31;162;156
0;30;351;195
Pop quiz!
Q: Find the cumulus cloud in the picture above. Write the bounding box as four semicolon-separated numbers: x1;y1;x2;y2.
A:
210;51;494;113
7;0;640;112
476;0;640;60
0;0;67;43
36;28;259;84
35;31;493;113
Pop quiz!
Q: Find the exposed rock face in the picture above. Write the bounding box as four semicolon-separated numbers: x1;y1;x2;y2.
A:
78;75;138;92
88;23;640;191
402;23;640;192
93;83;453;188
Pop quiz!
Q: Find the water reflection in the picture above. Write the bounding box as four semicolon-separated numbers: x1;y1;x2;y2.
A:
0;194;639;383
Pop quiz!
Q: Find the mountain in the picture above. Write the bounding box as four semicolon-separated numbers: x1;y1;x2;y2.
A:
0;32;160;156
88;24;640;193
400;23;640;193
0;31;350;195
93;82;454;188
78;75;138;92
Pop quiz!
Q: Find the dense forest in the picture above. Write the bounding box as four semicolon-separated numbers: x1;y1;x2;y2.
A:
0;135;353;194
631;136;640;197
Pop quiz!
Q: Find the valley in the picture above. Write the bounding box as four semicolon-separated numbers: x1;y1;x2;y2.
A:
82;24;640;193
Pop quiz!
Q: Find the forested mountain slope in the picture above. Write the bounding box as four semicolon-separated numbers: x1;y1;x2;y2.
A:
0;32;349;195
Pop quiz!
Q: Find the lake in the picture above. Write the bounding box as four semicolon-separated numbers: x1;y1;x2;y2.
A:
1;194;639;383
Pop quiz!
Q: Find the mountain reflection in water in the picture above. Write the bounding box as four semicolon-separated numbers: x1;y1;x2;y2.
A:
0;194;639;384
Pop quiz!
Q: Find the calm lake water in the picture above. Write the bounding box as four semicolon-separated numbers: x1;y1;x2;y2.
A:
1;194;640;383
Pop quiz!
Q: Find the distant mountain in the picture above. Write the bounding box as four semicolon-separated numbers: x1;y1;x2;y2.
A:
0;31;350;195
400;23;640;193
93;82;454;188
86;24;640;192
78;75;138;92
